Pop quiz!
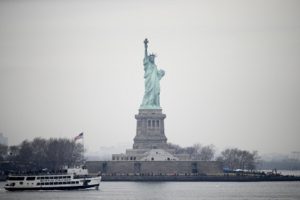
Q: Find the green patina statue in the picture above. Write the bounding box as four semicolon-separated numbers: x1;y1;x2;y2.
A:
140;38;165;109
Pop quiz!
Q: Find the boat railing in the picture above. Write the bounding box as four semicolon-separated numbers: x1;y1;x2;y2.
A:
8;170;68;176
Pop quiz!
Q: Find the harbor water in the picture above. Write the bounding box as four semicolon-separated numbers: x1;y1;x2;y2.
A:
1;181;300;200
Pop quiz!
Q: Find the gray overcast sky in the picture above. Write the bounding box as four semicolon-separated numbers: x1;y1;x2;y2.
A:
0;0;299;155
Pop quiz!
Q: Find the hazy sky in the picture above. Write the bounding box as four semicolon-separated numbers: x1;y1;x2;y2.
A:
0;0;299;155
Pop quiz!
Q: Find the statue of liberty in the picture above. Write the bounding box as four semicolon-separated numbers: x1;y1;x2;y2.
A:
140;38;165;109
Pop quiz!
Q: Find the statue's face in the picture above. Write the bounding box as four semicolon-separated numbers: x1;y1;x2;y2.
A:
149;56;155;63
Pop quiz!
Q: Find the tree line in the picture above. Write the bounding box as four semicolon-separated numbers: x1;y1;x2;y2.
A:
167;143;261;170
0;138;84;172
0;138;261;172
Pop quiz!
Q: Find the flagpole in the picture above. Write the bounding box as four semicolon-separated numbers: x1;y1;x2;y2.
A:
82;133;85;163
74;132;85;165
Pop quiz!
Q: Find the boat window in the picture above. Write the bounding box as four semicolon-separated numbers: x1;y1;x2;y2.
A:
67;176;71;179
8;177;25;181
45;177;49;179
37;183;40;186
63;182;67;184
54;182;58;185
41;177;44;180
37;177;40;180
19;182;23;185
50;182;54;185
63;176;67;179
45;182;49;185
49;177;54;179
26;177;36;181
58;182;62;185
76;181;79;184
54;177;58;179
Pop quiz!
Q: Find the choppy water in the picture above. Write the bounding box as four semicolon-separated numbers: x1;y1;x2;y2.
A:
1;181;300;200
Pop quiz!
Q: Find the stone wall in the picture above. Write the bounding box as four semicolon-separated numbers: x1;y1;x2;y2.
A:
86;161;223;176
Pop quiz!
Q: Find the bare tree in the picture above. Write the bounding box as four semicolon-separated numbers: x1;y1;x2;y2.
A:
7;145;19;161
17;140;33;163
45;138;84;170
217;148;260;170
0;144;8;161
195;144;215;161
31;138;47;169
167;143;215;161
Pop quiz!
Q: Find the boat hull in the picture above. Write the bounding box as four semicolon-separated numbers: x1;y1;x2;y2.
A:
5;184;100;191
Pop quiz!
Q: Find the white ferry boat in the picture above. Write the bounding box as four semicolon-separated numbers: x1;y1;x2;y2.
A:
4;167;101;191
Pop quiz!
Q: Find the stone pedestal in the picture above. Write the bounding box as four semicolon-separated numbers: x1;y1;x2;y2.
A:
112;108;183;161
133;109;167;149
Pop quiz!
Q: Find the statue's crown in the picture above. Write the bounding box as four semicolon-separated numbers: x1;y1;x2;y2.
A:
149;53;156;57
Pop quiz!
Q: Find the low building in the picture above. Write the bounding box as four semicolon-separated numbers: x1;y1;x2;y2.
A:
87;160;222;176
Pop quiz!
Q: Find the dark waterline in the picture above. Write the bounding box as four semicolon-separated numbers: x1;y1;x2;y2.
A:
1;181;300;200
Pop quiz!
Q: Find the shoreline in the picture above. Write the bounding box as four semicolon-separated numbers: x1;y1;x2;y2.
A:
100;175;300;182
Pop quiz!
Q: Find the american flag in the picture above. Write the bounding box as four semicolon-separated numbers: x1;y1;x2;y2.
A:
74;132;83;141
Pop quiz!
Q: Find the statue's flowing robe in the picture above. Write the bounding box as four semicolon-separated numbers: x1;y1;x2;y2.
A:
140;56;165;109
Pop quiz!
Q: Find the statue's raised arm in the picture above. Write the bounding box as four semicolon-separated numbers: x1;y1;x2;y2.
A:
144;38;149;58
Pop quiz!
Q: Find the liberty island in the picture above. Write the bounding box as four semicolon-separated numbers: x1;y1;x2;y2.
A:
85;40;300;182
